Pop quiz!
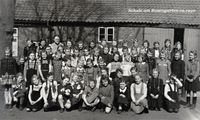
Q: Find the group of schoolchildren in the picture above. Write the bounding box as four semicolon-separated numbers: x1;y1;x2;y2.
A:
0;35;200;115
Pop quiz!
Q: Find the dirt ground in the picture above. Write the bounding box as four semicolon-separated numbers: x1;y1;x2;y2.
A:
0;87;200;120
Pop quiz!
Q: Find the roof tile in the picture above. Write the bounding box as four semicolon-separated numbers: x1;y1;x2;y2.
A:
15;0;200;25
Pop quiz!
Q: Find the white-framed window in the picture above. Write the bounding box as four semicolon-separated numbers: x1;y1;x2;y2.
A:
12;28;19;57
98;27;114;42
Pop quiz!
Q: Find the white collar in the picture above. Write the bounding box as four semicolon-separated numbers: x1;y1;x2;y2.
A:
119;87;127;93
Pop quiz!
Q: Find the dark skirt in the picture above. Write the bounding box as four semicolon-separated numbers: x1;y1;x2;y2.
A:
185;76;200;92
71;95;82;106
166;91;179;110
117;96;129;105
42;70;49;80
27;90;43;110
26;69;37;87
62;94;71;103
148;96;162;109
44;91;59;111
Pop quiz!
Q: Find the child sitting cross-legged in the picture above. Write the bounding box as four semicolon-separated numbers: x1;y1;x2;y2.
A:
58;76;72;113
82;80;100;112
98;76;114;114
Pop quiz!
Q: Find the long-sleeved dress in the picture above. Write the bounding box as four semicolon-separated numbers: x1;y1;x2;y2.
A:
156;59;171;85
185;59;200;92
147;77;163;109
52;59;62;84
136;62;149;83
0;56;17;88
99;84;114;106
171;59;185;80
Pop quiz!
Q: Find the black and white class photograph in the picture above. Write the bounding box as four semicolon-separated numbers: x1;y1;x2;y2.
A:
0;0;200;120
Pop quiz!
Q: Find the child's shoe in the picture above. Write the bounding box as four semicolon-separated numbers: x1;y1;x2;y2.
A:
32;108;38;112
19;105;23;111
143;107;149;113
8;104;12;109
59;108;65;113
26;108;31;112
5;104;9;109
78;106;83;111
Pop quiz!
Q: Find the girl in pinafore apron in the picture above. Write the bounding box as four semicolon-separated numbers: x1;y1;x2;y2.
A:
130;74;149;114
156;51;171;85
42;73;58;112
185;50;200;109
38;51;52;83
164;75;182;113
26;75;43;112
24;52;38;88
136;54;149;84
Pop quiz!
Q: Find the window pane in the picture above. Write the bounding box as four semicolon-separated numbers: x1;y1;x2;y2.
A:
100;28;105;34
100;35;105;41
108;28;113;34
108;35;113;41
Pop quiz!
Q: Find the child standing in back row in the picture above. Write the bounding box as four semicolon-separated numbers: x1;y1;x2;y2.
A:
1;47;17;109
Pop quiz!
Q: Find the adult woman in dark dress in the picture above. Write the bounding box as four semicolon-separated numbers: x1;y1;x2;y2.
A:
185;50;200;109
171;51;185;100
24;52;38;88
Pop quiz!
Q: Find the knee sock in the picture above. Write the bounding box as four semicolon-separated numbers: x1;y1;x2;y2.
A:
20;97;24;106
186;96;190;104
193;97;197;106
4;90;8;104
8;90;12;105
